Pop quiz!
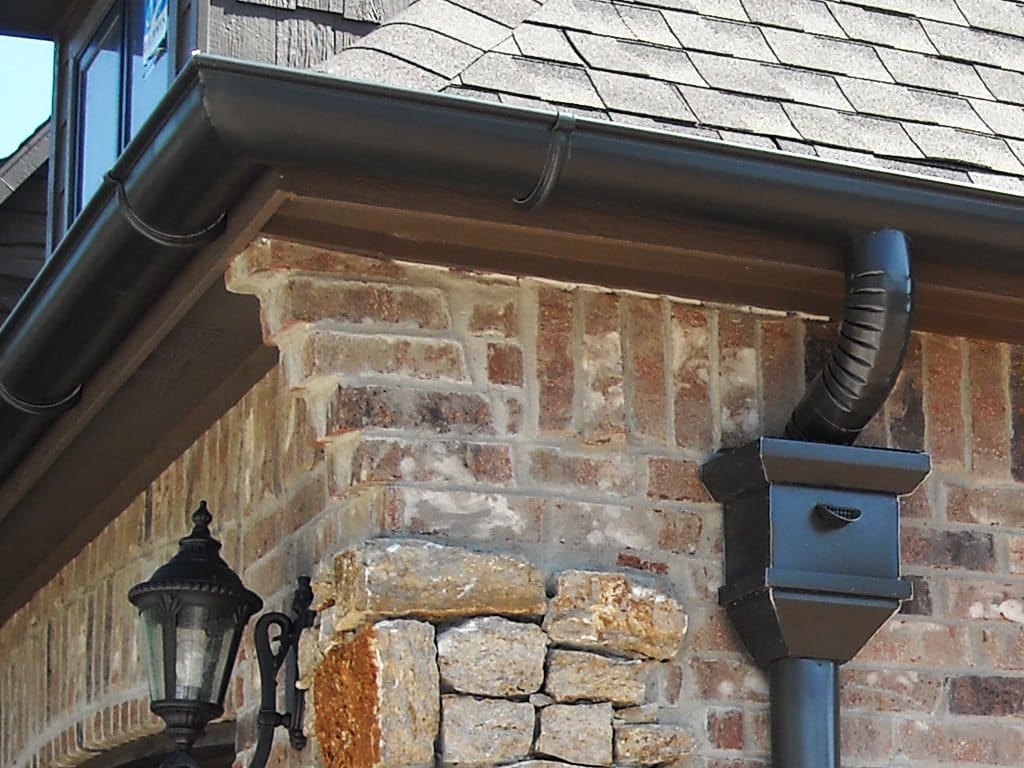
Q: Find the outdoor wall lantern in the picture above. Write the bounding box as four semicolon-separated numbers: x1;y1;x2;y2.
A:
128;502;315;768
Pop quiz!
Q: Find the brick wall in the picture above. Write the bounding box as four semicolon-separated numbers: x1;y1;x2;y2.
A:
3;236;1024;767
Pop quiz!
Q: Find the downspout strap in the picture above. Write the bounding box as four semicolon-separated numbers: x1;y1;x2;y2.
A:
515;112;576;211
106;173;227;249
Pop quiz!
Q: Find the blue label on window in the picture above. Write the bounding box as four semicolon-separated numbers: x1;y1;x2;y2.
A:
143;0;168;76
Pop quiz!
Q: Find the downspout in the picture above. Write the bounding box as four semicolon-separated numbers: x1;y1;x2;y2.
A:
702;230;930;768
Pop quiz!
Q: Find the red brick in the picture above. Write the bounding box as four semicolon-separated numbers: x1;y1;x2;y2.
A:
946;484;1024;527
350;438;512;485
898;719;1024;765
759;317;803;437
231;239;406;282
537;288;576;433
899;478;932;520
655;508;704;556
326;386;494;437
901;525;995;572
975;623;1024;672
947;578;1022;621
624;296;668;445
970;340;1010;476
290;331;468;385
671;306;712;450
396;489;544;547
900;574;933;616
269;277;450;335
647;457;712;503
528;448;638;495
487;342;523;386
1009;347;1024;481
949;675;1024;715
924;335;966;466
841;714;893;762
888;334;925;450
691;657;768;703
707;708;743;751
617;550;669;575
469;299;518;336
718;312;760;448
840;667;943;713
582;292;626;443
859;619;972;667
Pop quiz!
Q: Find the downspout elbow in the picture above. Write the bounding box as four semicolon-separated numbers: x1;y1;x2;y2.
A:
786;229;912;445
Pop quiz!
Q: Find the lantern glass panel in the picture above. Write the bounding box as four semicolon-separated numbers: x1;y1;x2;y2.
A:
140;605;166;701
174;603;237;704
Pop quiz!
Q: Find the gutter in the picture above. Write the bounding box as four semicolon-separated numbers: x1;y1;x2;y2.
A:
4;54;1024;487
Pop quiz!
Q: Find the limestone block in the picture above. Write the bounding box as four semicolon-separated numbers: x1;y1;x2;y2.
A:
535;703;613;767
329;539;547;631
438;616;548;697
545;649;649;705
297;627;325;690
614;724;695;765
542;571;686;660
614;705;659;724
441;695;535;766
314;620;438;768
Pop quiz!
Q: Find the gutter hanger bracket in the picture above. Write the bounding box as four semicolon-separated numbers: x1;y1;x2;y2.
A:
514;112;576;211
106;173;228;249
0;379;82;416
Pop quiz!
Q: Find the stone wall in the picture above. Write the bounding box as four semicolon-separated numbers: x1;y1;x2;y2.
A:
3;237;1024;768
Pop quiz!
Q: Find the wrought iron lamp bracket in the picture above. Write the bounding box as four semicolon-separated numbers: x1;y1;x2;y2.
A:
250;577;316;768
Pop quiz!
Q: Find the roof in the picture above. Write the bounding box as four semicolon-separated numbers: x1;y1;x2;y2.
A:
323;0;1024;195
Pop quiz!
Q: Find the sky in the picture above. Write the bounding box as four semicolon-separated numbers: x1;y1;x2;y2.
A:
0;35;55;160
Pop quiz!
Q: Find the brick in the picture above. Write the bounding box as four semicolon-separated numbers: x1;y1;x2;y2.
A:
900;574;933;616
898;718;1024;765
647;458;710;503
947;579;1024;621
924;335;965;465
718;312;760;447
901;526;995;572
671;306;712;449
887;334;924;451
624;296;668;444
858;619;972;667
946;484;1024;527
441;696;535;766
394;489;544;545
950;675;1024;715
970;340;1010;475
487;342;523;386
581;292;626;442
267;277;449;335
326;386;494;437
1009;347;1024;481
537;288;577;433
690;657;768;702
528;448;638;495
840;714;893;762
759;317;803;437
350;438;512;485
707;708;743;750
468;298;518;336
840;668;943;713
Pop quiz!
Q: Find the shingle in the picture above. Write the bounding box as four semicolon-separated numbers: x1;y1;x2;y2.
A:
530;0;635;37
719;130;777;147
954;0;1024;38
514;24;583;63
829;0;967;25
609;111;722;138
450;0;541;27
741;0;846;38
968;170;1024;194
776;138;819;155
663;11;777;60
690;52;852;109
443;84;502;101
976;66;1024;105
877;48;991;97
680;85;801;136
815;145;972;181
297;0;345;12
590;70;697;120
494;36;521;54
616;5;679;46
763;27;892;80
836;77;988;131
323;48;449;90
783;103;922;156
922;20;1024;71
971;99;1024;140
903;123;1024;173
616;0;748;19
354;24;481;78
461;53;605;107
342;0;419;23
827;3;937;53
393;0;511;48
568;31;705;84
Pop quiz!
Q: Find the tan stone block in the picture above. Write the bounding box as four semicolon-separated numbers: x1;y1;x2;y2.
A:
331;539;547;631
542;571;686;660
614;705;659;724
437;617;548;697
614;724;695;765
545;649;649;706
440;695;535;766
314;620;438;768
536;703;613;767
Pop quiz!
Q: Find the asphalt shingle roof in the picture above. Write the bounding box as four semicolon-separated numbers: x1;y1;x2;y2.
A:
319;0;1024;193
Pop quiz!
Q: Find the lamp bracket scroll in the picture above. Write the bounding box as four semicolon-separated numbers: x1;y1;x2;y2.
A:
251;578;316;768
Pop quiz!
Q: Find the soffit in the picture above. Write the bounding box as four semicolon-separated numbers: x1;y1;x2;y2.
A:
324;0;1024;195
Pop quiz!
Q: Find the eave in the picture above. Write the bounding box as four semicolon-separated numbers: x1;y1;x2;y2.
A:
3;54;1024;619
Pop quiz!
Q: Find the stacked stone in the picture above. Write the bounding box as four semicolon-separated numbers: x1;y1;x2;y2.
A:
304;539;691;768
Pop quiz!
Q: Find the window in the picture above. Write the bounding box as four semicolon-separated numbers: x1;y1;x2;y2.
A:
72;0;178;216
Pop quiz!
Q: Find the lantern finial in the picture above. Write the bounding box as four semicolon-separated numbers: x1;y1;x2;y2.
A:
191;501;212;534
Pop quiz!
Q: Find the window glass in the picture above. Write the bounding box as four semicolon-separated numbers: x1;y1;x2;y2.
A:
76;10;123;212
128;0;171;138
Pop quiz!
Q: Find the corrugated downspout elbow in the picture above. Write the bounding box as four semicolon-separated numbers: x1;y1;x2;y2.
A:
786;229;912;445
